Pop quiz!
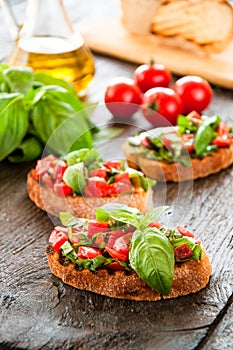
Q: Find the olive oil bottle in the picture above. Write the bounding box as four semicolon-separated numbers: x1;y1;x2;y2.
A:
3;0;95;97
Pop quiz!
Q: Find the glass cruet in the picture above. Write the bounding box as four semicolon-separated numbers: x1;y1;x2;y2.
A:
1;0;95;97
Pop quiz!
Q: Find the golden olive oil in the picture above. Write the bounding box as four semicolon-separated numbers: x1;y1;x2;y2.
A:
7;35;95;97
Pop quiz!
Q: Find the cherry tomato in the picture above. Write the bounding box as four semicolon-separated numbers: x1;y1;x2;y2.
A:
77;246;102;259
141;87;183;126
134;63;172;92
173;76;212;114
104;77;142;119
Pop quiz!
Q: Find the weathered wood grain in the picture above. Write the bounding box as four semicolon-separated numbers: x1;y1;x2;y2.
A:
0;1;233;349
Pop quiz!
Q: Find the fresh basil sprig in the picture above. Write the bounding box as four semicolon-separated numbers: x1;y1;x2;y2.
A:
129;227;175;295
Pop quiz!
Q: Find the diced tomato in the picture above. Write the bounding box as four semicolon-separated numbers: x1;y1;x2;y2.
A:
107;262;125;271
186;111;202;125
105;247;128;262
174;243;193;261
53;160;68;181
107;184;118;195
87;220;109;239
85;177;111;197
90;168;107;179
116;179;132;193
54;182;73;196
141;137;151;148
49;228;68;252
125;225;136;233
195;240;201;245
106;230;125;249
77;246;102;259
177;225;195;238
41;173;53;187
162;136;173;152
34;155;57;180
148;221;161;229
212;134;231;147
216;122;230;135
115;172;130;182
181;134;195;153
103;161;123;170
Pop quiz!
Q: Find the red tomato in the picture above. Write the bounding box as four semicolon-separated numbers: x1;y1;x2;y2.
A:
49;228;68;252
173;76;212;114
174;243;193;261
77;246;102;259
104;77;142;119
216;122;230;135
52;160;68;181
89;169;107;179
87;220;109;239
41;173;53;187
180;134;195;153
141;87;183;126
54;182;73;196
212;134;232;147
177;225;195;238
116;180;132;193
103;160;123;170
105;247;128;262
148;221;161;229
107;262;125;271
34;155;57;181
134;63;172;92
85;177;111;197
107;230;125;249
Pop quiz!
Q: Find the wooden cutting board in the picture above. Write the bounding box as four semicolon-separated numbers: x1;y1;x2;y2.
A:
81;18;233;90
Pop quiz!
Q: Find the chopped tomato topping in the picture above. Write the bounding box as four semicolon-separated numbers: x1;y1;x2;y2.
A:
216;122;230;135
87;220;109;239
41;173;53;187
77;246;102;259
148;221;161;229
49;228;68;252
177;225;195;238
116;179;132;194
90;168;107;179
174;243;193;261
107;262;125;271
180;134;195;153
186;111;202;125
115;172;130;182
54;182;73;196
106;230;125;249
141;137;151;148
105;247;128;262
34;155;57;180
212;134;231;147
85;177;111;197
162;136;173;152
53;160;68;181
103;161;123;170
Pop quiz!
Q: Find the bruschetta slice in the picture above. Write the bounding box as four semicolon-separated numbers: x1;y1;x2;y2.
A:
27;148;154;218
122;112;233;182
46;204;212;301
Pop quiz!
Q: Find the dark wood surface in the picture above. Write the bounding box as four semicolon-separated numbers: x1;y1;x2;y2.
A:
0;1;233;349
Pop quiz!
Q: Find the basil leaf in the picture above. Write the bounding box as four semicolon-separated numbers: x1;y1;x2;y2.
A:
127;167;156;191
177;115;198;134
3;66;34;95
7;137;42;163
62;163;86;194
202;115;221;130
194;124;215;156
34;72;76;94
96;203;143;227
64;149;91;166
59;212;86;227
192;244;202;260
83;148;100;166
129;228;174;295
139;206;169;229
0;93;28;161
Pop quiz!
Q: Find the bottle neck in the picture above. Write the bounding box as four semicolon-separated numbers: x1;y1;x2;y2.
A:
20;0;74;38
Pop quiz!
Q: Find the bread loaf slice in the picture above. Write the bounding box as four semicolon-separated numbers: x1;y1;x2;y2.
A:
121;0;233;52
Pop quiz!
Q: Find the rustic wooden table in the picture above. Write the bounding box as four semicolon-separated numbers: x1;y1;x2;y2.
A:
0;1;233;349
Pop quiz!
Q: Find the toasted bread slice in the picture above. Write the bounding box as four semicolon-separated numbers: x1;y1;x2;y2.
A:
27;171;153;218
47;247;211;301
122;140;233;182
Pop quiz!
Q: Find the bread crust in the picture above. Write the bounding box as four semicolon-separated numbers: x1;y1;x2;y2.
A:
27;171;153;218
122;140;233;182
46;248;212;301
